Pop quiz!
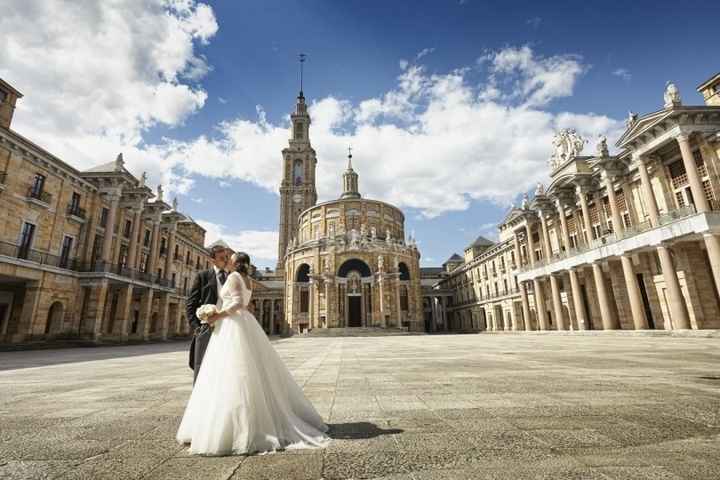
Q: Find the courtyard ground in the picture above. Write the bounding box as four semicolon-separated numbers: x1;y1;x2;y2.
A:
0;334;719;479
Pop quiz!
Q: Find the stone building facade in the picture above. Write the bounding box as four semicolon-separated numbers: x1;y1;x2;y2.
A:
438;74;720;333
279;92;424;333
0;78;211;344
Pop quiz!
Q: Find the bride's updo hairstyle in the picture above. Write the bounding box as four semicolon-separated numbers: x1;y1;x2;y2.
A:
232;252;251;275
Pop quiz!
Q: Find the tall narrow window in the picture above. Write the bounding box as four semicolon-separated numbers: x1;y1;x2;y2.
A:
59;235;73;268
100;208;109;227
18;222;36;260
30;174;45;198
69;192;81;213
123;220;132;238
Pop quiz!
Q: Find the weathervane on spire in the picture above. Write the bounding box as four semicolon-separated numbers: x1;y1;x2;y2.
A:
347;145;353;169
299;53;307;96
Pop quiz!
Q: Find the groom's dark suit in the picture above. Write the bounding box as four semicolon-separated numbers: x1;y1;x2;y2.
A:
186;267;224;383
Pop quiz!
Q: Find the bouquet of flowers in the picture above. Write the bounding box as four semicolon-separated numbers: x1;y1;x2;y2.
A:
196;304;219;324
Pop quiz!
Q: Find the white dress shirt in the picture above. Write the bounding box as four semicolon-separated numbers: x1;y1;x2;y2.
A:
213;265;226;308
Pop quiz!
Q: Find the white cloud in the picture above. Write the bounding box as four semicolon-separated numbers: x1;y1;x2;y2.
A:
157;46;617;220
526;17;542;29
481;45;587;108
197;220;278;265
416;48;435;60
2;6;622;240
1;0;218;189
612;68;632;82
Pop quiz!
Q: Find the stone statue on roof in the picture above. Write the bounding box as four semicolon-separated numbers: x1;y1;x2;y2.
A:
549;129;586;170
172;197;178;211
156;184;164;202
626;111;638;129
139;171;147;187
664;81;681;108
596;135;609;157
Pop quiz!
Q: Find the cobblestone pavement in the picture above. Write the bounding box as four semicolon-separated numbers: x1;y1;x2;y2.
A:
1;334;719;480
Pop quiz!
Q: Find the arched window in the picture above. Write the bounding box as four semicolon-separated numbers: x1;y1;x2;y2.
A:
293;159;303;185
45;301;64;334
296;264;311;282
398;262;410;281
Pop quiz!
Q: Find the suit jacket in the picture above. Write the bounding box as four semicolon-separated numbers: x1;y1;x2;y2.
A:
186;268;220;378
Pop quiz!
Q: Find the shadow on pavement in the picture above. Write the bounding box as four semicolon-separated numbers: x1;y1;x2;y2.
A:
327;422;404;439
0;341;189;371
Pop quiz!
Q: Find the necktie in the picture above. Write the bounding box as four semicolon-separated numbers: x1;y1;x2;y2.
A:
218;270;227;285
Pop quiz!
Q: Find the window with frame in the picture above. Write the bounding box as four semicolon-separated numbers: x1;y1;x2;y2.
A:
59;235;73;268
18;222;36;259
100;208;109;227
0;90;6;103
30;173;46;197
123;220;132;238
70;192;81;211
143;229;150;247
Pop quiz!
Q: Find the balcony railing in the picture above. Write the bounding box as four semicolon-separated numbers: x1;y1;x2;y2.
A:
0;242;180;290
66;204;87;219
0;240;80;270
27;187;52;204
517;205;698;273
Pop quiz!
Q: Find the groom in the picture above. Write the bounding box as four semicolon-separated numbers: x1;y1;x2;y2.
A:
186;244;229;383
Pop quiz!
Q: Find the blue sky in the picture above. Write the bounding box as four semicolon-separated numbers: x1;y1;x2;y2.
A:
3;1;719;268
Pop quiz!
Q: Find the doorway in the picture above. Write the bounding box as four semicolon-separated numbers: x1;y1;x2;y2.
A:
348;296;362;327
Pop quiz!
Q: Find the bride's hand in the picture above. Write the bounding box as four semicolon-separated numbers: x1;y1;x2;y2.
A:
207;312;225;325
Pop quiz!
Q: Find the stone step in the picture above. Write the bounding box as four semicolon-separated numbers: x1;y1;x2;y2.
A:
301;327;425;337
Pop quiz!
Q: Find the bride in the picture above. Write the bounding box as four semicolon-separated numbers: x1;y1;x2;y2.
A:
176;251;330;455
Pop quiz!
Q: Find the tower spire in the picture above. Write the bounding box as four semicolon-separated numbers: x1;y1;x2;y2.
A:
341;146;361;199
298;53;307;98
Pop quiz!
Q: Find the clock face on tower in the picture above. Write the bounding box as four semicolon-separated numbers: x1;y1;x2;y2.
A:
292;193;303;204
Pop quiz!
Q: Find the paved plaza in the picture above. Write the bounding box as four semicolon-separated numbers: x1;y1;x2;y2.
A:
0;334;719;480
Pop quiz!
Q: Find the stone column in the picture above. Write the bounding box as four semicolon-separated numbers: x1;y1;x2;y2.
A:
139;289;154;340
101;194;120;264
568;268;587;330
538;212;552;259
174;302;184;336
126;208;142;271
526;225;536;267
164;227;176;282
556;201;571;253
620;254;648;330
549;274;566;330
269;299;276;334
577;187;593;245
510;302;519;331
395;278;402;328
636;155;660;226
146;217;161;279
677;133;709;213
605;175;624;236
592;263;617;330
532;278;548;330
519;282;532;331
115;285;134;341
16;284;41;341
308;282;315;329
702;233;720;301
656;245;690;329
513;234;522;268
158;292;170;340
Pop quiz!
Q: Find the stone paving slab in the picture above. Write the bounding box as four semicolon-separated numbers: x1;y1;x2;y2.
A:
0;335;719;479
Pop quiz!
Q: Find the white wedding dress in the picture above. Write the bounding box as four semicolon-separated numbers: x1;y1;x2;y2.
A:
176;271;330;455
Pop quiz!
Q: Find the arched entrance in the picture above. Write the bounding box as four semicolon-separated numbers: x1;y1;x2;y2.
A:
45;301;64;335
337;258;372;328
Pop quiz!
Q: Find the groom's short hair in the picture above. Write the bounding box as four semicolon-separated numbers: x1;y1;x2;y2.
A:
209;245;226;258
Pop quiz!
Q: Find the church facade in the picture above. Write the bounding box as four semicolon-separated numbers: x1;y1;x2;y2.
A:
275;90;424;333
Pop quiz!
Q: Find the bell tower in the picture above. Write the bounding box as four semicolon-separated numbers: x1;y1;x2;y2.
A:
277;55;318;271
